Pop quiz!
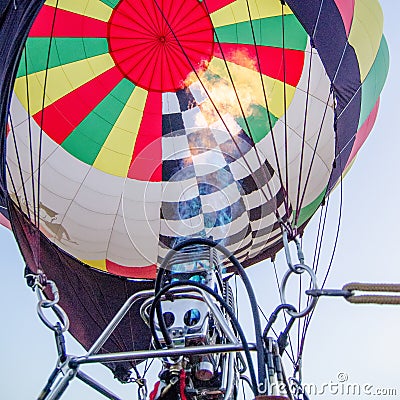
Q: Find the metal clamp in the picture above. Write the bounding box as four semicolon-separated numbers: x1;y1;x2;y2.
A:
280;264;318;318
281;225;305;274
36;280;60;308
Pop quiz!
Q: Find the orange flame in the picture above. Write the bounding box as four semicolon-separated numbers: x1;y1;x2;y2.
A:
184;49;267;128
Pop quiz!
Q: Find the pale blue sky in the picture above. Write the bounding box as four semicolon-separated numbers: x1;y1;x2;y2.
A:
0;1;399;398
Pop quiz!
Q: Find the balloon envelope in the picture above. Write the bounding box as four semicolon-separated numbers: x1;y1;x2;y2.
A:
6;0;388;280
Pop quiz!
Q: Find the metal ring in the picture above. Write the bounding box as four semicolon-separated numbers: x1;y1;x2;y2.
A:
280;264;319;318
37;302;70;332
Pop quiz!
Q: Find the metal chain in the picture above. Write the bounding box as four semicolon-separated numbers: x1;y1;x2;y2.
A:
30;274;70;332
280;224;319;317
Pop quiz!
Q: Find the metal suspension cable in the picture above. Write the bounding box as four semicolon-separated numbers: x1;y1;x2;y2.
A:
293;0;345;304
143;355;155;377
5;163;22;211
316;105;345;289
257;301;296;366
10;0;63;278
297;169;343;363
320;191;342;289
281;1;290;218
241;0;290;216
124;280;138;368
23;47;37;226
276;81;336;371
36;0;60;229
272;259;295;363
312;197;330;272
6;112;30;216
296;270;302;359
297;197;329;358
153;0;282;228
311;0;325;40
295;89;333;216
242;0;289;220
289;0;345;220
202;0;282;219
294;45;315;226
313;1;361;173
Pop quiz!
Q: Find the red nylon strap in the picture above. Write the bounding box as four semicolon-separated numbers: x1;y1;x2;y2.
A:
149;381;161;400
179;369;187;400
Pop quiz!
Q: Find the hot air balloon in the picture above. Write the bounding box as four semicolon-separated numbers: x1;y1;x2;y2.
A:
0;0;389;399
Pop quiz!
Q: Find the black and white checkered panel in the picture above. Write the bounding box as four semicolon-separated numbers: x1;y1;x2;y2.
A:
224;142;291;263
158;87;290;266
